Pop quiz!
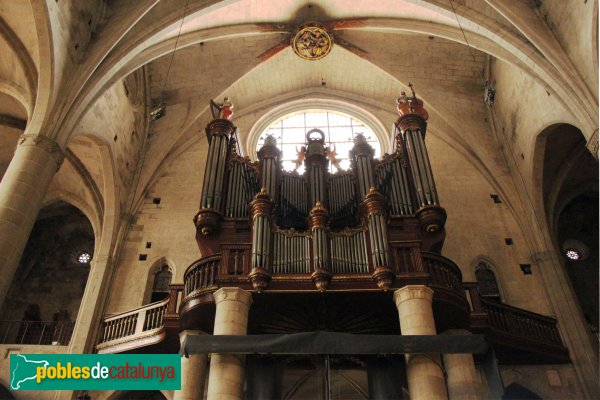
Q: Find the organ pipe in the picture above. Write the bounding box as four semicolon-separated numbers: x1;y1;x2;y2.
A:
257;135;281;199
249;188;274;292
309;202;331;291
364;187;395;290
395;84;447;233
194;119;236;236
350;134;375;201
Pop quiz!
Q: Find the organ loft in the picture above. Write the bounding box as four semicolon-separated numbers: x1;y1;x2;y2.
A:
96;89;570;400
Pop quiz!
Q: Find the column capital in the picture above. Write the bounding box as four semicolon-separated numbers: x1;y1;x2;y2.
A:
18;134;64;170
394;285;433;306
213;287;253;306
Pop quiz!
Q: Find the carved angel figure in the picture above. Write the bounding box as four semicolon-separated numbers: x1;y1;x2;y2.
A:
210;97;234;120
294;146;306;171
326;144;342;172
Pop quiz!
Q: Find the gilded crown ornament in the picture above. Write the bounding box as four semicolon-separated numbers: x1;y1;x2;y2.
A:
396;83;429;121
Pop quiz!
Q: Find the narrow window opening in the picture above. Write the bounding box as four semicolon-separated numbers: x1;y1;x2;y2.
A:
520;264;532;275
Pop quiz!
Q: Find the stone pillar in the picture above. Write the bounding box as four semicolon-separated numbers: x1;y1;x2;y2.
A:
207;288;252;400
442;329;481;400
394;285;447;400
0;134;63;306
175;330;209;400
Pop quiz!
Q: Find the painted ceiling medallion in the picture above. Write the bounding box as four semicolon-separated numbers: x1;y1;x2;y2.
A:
291;23;333;60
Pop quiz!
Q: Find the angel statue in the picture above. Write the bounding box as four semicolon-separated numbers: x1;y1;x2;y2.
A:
210;97;234;120
294;146;306;171
326;144;342;172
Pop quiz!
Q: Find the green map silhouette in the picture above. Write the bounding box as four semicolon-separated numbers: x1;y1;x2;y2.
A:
11;354;49;390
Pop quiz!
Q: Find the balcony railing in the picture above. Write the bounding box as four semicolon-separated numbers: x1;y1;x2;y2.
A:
183;254;222;299
422;252;463;291
0;320;74;345
464;283;564;347
96;285;183;353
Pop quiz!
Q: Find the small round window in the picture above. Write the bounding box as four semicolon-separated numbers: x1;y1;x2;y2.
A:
77;251;91;264
256;110;381;172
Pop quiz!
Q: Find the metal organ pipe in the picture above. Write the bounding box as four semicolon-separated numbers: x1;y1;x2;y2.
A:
414;131;439;204
212;135;228;210
404;131;427;207
249;188;274;291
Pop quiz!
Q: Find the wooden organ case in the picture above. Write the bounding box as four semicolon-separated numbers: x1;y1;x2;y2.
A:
185;91;468;336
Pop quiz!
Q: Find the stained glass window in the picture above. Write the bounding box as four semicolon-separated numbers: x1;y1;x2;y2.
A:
257;110;380;173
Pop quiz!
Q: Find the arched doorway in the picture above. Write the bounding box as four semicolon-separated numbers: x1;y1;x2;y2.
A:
0;201;94;345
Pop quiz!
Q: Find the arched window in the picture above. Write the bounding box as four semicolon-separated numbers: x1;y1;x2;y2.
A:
150;266;172;302
256;110;381;172
475;262;501;300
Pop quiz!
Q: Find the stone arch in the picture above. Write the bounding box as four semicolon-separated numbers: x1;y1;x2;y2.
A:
531;123;597;239
143;256;176;305
246;96;391;158
43;191;102;254
0;200;95;345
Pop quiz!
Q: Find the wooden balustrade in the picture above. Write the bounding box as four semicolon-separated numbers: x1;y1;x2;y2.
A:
97;296;171;351
479;297;563;345
465;282;564;346
183;254;222;299
422;252;463;290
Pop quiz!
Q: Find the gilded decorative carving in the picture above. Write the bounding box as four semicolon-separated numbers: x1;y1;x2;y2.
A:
311;268;331;292
396;83;428;133
249;267;271;292
291;23;333;61
250;188;274;218
372;266;394;291
193;208;223;236
18;134;64;170
363;187;386;216
415;204;447;233
309;201;329;229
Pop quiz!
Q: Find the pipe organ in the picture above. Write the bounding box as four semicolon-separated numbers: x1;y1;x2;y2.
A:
194;87;448;291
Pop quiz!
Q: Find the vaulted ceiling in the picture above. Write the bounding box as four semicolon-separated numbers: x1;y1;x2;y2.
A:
0;0;597;228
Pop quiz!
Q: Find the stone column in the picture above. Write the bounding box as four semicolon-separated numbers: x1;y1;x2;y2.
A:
442;329;481;400
207;288;253;400
394;285;447;400
175;330;209;400
0;134;63;306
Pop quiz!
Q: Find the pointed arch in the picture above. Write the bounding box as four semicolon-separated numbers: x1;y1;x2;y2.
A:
143;256;176;305
471;256;504;301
